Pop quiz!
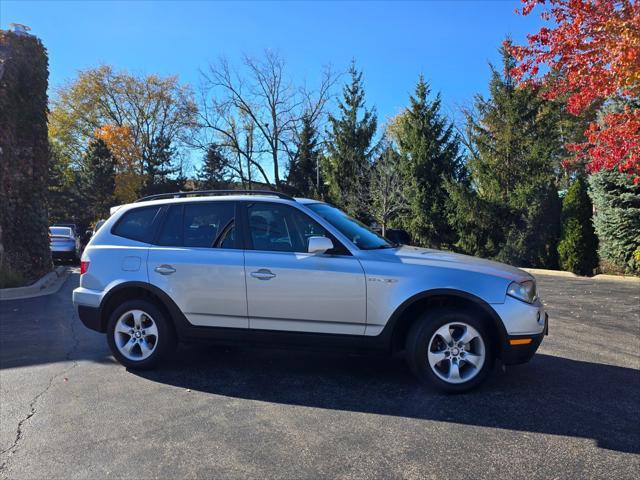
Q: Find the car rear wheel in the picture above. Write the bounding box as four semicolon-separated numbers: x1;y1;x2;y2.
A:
406;308;494;393
106;299;176;369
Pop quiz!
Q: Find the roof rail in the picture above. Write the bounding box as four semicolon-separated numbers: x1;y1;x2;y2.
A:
134;189;295;203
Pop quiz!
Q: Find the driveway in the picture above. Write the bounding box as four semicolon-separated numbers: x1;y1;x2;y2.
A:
1;271;639;479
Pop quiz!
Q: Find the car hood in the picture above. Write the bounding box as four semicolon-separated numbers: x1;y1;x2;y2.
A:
367;245;533;282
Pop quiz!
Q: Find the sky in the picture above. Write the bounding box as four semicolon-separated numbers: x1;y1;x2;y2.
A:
1;0;545;170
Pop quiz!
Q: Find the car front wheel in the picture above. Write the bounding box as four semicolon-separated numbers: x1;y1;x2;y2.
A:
406;308;494;393
106;299;176;369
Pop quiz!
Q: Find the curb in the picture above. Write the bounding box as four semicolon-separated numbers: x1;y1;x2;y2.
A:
0;266;69;300
522;268;577;278
523;268;640;283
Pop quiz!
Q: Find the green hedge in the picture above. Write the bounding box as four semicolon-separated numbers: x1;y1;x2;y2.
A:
0;30;52;281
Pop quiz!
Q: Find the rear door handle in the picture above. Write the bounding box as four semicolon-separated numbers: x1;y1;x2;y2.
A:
250;269;276;280
154;265;176;275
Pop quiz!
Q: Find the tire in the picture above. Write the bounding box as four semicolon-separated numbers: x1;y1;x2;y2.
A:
405;308;494;393
106;299;176;370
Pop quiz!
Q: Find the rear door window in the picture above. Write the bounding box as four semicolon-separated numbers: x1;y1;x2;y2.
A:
112;206;161;243
156;202;237;249
156;205;184;246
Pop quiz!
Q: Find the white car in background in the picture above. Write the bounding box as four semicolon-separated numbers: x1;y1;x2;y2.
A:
49;226;81;262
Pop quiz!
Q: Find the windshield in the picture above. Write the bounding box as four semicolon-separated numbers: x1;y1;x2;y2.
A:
50;227;72;236
307;203;394;250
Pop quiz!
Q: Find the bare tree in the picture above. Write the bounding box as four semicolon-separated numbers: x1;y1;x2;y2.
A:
369;147;406;235
284;65;337;177
196;51;336;188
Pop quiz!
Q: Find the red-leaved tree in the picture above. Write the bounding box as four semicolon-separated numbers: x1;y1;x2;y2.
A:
510;0;640;182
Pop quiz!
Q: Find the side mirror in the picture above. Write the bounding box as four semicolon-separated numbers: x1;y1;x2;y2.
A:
85;230;93;238
307;236;333;254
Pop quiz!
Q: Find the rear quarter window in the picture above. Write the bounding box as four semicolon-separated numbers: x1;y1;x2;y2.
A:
112;206;161;243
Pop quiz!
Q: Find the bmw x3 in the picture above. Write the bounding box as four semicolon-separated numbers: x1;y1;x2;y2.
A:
72;190;548;392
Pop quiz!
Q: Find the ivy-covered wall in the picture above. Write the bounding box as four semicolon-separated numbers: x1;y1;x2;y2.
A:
0;29;52;280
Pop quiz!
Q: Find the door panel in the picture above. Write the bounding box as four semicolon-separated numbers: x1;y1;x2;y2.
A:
148;202;248;328
245;251;366;334
242;202;366;335
148;247;247;328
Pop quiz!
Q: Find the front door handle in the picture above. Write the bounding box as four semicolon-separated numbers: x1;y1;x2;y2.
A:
154;264;176;275
250;269;276;280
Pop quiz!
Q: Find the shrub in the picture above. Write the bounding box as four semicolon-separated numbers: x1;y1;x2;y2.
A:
0;265;26;289
558;177;598;275
588;171;640;274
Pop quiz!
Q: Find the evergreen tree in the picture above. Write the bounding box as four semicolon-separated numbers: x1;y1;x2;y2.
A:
323;62;377;218
392;76;463;248
142;135;181;195
287;114;322;198
198;144;229;189
84;138;116;220
589;171;640;274
558;177;598;275
454;45;561;268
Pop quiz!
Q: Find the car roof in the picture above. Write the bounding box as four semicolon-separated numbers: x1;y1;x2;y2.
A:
110;195;324;215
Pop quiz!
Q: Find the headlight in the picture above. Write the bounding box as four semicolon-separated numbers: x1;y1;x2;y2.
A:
507;280;537;303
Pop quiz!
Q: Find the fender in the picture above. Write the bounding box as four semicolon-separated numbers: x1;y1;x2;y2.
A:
376;288;510;353
99;281;192;335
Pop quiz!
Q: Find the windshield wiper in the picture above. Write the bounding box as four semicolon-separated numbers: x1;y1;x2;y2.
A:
362;243;397;250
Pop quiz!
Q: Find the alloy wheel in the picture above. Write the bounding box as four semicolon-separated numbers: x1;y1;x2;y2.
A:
113;309;159;361
427;322;486;384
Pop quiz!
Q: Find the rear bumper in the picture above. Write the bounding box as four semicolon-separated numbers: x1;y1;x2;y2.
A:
52;250;76;259
501;312;548;365
73;287;105;333
77;305;104;333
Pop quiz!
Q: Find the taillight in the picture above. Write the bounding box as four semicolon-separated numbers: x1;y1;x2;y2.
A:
80;260;90;275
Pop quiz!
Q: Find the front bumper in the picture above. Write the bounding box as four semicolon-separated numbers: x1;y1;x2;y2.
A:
501;312;548;365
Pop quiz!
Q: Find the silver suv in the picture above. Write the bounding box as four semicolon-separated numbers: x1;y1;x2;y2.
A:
73;190;548;392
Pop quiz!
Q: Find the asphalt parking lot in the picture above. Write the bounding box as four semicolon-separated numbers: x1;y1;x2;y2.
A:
1;270;639;479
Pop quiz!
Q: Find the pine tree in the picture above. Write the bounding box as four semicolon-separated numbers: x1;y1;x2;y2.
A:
392;76;463;248
142;135;181;195
84;138;116;220
198;144;229;189
588;171;640;274
323;62;377;218
287;114;322;198
454;45;561;268
558;177;598;275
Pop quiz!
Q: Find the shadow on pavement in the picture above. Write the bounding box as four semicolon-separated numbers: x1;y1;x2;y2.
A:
0;273;110;369
134;346;640;454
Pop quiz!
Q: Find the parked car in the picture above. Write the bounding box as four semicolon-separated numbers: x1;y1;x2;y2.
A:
93;219;106;234
72;190;548;392
49;226;81;262
83;219;107;246
53;223;79;236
